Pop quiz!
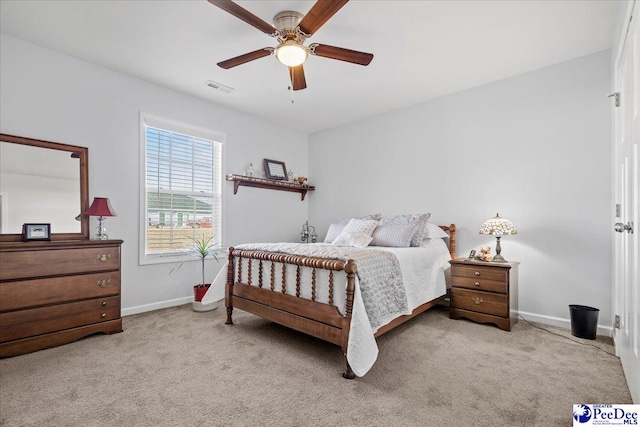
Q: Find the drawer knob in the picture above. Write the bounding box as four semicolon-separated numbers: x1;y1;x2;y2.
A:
97;279;111;288
474;282;480;286
474;271;480;276
101;313;107;318
472;297;483;305
97;254;111;262
101;301;107;307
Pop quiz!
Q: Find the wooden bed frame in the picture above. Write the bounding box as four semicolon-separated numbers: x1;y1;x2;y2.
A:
225;224;456;379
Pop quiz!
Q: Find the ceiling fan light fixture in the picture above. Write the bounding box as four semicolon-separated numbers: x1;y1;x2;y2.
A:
209;0;374;91
275;41;308;67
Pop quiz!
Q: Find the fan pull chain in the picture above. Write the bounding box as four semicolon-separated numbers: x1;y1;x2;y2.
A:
288;85;295;104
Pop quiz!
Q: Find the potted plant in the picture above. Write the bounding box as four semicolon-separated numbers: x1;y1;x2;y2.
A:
173;233;220;312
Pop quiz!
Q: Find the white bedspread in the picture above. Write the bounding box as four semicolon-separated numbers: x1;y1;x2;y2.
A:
202;238;451;377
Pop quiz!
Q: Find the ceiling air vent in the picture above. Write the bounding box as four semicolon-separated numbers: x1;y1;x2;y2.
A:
205;80;235;94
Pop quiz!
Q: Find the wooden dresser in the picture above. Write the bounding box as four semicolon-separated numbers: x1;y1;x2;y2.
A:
449;258;518;331
0;239;123;357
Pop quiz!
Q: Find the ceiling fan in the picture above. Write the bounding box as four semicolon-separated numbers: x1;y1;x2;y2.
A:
208;0;374;91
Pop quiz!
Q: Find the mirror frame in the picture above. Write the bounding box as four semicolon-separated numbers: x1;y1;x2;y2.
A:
0;133;89;242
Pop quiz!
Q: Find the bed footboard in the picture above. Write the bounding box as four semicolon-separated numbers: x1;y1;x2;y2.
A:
225;247;358;378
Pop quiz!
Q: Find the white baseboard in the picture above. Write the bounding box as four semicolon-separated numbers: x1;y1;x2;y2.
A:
122;300;613;338
518;310;613;338
121;296;193;317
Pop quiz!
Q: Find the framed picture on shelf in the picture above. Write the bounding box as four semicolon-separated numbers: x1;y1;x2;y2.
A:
263;158;288;180
22;223;51;241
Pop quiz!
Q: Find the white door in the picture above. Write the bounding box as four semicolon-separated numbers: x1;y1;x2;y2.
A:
613;0;639;404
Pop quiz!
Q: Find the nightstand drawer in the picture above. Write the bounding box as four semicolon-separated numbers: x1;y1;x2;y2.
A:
450;288;507;317
451;264;507;282
451;276;507;294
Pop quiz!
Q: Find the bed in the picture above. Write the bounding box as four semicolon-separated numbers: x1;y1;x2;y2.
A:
220;221;456;379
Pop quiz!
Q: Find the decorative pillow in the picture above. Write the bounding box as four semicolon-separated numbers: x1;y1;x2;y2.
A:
370;224;418;247
379;213;431;247
332;232;373;248
336;213;382;225
323;214;382;243
364;213;383;221
341;218;379;236
324;222;345;243
424;223;449;240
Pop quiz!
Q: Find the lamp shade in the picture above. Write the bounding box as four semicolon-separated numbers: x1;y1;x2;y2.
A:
479;213;517;236
83;197;117;217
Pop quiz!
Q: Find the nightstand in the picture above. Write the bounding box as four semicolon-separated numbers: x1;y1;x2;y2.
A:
449;258;518;331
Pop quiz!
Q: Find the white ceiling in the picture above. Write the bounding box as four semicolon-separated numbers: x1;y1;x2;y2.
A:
0;0;618;133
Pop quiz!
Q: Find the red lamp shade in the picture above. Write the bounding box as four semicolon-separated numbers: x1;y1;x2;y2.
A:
83;197;117;217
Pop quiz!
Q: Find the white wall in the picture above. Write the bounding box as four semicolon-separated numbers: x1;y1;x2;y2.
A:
0;33;614;331
0;34;309;313
309;51;613;331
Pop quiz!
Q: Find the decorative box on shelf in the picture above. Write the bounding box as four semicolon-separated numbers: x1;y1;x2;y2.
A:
226;174;315;201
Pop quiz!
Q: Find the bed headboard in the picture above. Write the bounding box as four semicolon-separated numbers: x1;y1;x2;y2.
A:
438;224;456;259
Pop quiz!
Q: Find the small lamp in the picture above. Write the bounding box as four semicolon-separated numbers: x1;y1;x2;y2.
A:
479;213;517;263
83;197;117;240
300;220;317;243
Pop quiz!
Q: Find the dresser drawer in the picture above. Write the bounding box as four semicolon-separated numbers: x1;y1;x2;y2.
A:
450;288;507;317
0;295;120;327
451;276;507;294
0;271;120;311
451;264;507;282
0;304;120;343
0;246;120;281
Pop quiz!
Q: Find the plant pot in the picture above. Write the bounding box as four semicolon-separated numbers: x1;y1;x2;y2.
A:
193;284;210;302
193;284;217;312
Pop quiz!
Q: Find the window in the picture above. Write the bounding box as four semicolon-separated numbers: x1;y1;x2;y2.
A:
140;113;223;264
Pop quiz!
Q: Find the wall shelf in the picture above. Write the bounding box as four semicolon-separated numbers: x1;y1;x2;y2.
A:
226;174;315;201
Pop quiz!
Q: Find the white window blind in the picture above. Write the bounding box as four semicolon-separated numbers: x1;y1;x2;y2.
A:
143;123;222;260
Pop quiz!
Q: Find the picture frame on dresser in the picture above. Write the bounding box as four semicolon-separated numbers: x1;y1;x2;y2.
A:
22;223;51;241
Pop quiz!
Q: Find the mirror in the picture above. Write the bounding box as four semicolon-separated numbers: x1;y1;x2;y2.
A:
0;134;89;242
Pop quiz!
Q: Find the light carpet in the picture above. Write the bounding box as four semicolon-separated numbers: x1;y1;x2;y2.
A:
0;304;631;426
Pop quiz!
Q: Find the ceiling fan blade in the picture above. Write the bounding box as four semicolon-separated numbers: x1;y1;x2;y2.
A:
310;44;373;66
298;0;349;36
289;65;307;91
217;48;273;69
208;0;277;36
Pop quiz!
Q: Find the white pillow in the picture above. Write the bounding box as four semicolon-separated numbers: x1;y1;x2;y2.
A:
370;224;418;247
424;223;449;240
341;218;379;236
324;223;345;243
379;213;431;247
323;214;382;243
332;232;373;248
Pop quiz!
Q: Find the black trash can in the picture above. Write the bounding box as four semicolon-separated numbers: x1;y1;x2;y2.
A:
569;305;599;340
